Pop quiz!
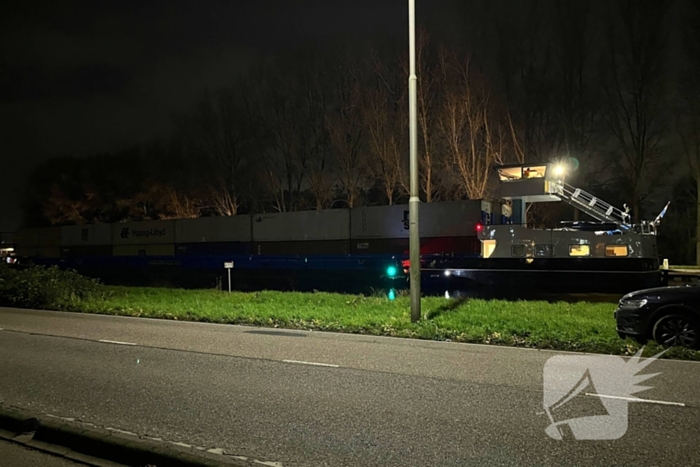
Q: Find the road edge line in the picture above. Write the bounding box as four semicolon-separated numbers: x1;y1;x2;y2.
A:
0;405;246;466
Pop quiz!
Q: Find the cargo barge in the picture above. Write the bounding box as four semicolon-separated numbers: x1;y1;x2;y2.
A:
9;163;670;295
11;201;491;291
420;163;668;294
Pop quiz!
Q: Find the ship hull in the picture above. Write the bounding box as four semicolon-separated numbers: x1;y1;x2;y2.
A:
422;257;662;294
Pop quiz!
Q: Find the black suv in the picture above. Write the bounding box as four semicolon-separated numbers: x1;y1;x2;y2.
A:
615;284;700;349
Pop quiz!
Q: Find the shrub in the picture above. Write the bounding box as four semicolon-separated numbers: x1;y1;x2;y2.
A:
0;264;102;309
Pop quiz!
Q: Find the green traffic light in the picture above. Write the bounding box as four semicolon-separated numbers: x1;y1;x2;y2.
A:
386;265;398;277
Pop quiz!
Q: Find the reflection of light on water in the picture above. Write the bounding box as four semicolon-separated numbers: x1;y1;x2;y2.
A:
388;289;396;301
444;290;450;299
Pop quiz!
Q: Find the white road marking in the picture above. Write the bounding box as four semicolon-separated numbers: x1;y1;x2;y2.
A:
254;461;284;467
45;414;75;422
171;441;192;448
98;339;137;346
585;393;686;407
282;359;339;368
35;411;277;465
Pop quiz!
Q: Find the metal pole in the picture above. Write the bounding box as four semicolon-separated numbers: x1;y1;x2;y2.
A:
228;268;231;293
408;0;421;322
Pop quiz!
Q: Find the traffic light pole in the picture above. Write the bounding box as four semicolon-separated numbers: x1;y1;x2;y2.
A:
408;0;421;322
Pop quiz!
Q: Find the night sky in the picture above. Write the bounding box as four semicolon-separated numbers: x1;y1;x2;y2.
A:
1;1;686;234
1;0;471;232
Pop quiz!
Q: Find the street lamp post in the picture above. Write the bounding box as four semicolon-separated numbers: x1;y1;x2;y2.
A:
408;0;421;322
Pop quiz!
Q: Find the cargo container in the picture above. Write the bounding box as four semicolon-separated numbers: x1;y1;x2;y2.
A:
61;245;113;257
252;210;350;242
15;200;489;291
61;224;112;246
113;244;175;256
111;220;175;245
350;201;485;240
176;216;251;243
176;242;251;256
253;240;349;256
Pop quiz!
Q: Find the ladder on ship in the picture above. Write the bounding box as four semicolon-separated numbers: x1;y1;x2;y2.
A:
548;180;632;230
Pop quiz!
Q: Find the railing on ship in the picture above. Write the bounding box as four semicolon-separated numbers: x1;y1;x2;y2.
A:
549;180;632;230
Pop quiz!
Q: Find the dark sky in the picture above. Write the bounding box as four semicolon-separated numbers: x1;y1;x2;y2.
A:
1;0;469;231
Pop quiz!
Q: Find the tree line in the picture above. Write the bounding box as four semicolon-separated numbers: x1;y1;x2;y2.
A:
21;0;700;263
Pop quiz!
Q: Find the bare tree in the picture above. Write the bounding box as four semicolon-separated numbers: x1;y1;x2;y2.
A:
399;31;446;201
258;83;306;212
177;86;257;216
437;50;505;200
298;54;334;210
495;0;559;162
602;0;669;221
327;115;364;206
42;183;92;225
553;0;599;163
359;50;409;206
249;49;342;212
360;86;405;205
327;63;365;208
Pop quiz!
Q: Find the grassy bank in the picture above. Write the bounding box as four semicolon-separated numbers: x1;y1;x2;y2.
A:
57;285;699;361
3;265;697;360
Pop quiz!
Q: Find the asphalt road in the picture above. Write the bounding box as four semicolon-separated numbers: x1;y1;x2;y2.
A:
0;307;699;466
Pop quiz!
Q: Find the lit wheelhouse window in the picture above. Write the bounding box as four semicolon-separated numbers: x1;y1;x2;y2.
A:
605;245;629;257
482;240;496;258
569;244;590;257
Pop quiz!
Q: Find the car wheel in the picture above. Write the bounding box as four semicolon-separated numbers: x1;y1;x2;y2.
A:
652;314;700;350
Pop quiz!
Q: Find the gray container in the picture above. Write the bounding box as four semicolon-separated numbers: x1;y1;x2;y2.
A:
351;201;484;239
61;224;112;246
350;204;408;239
112;220;175;245
253;240;349;255
176;216;251;243
252;209;350;242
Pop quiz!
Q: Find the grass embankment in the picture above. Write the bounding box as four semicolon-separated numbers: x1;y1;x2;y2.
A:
2;265;697;360
61;286;700;360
